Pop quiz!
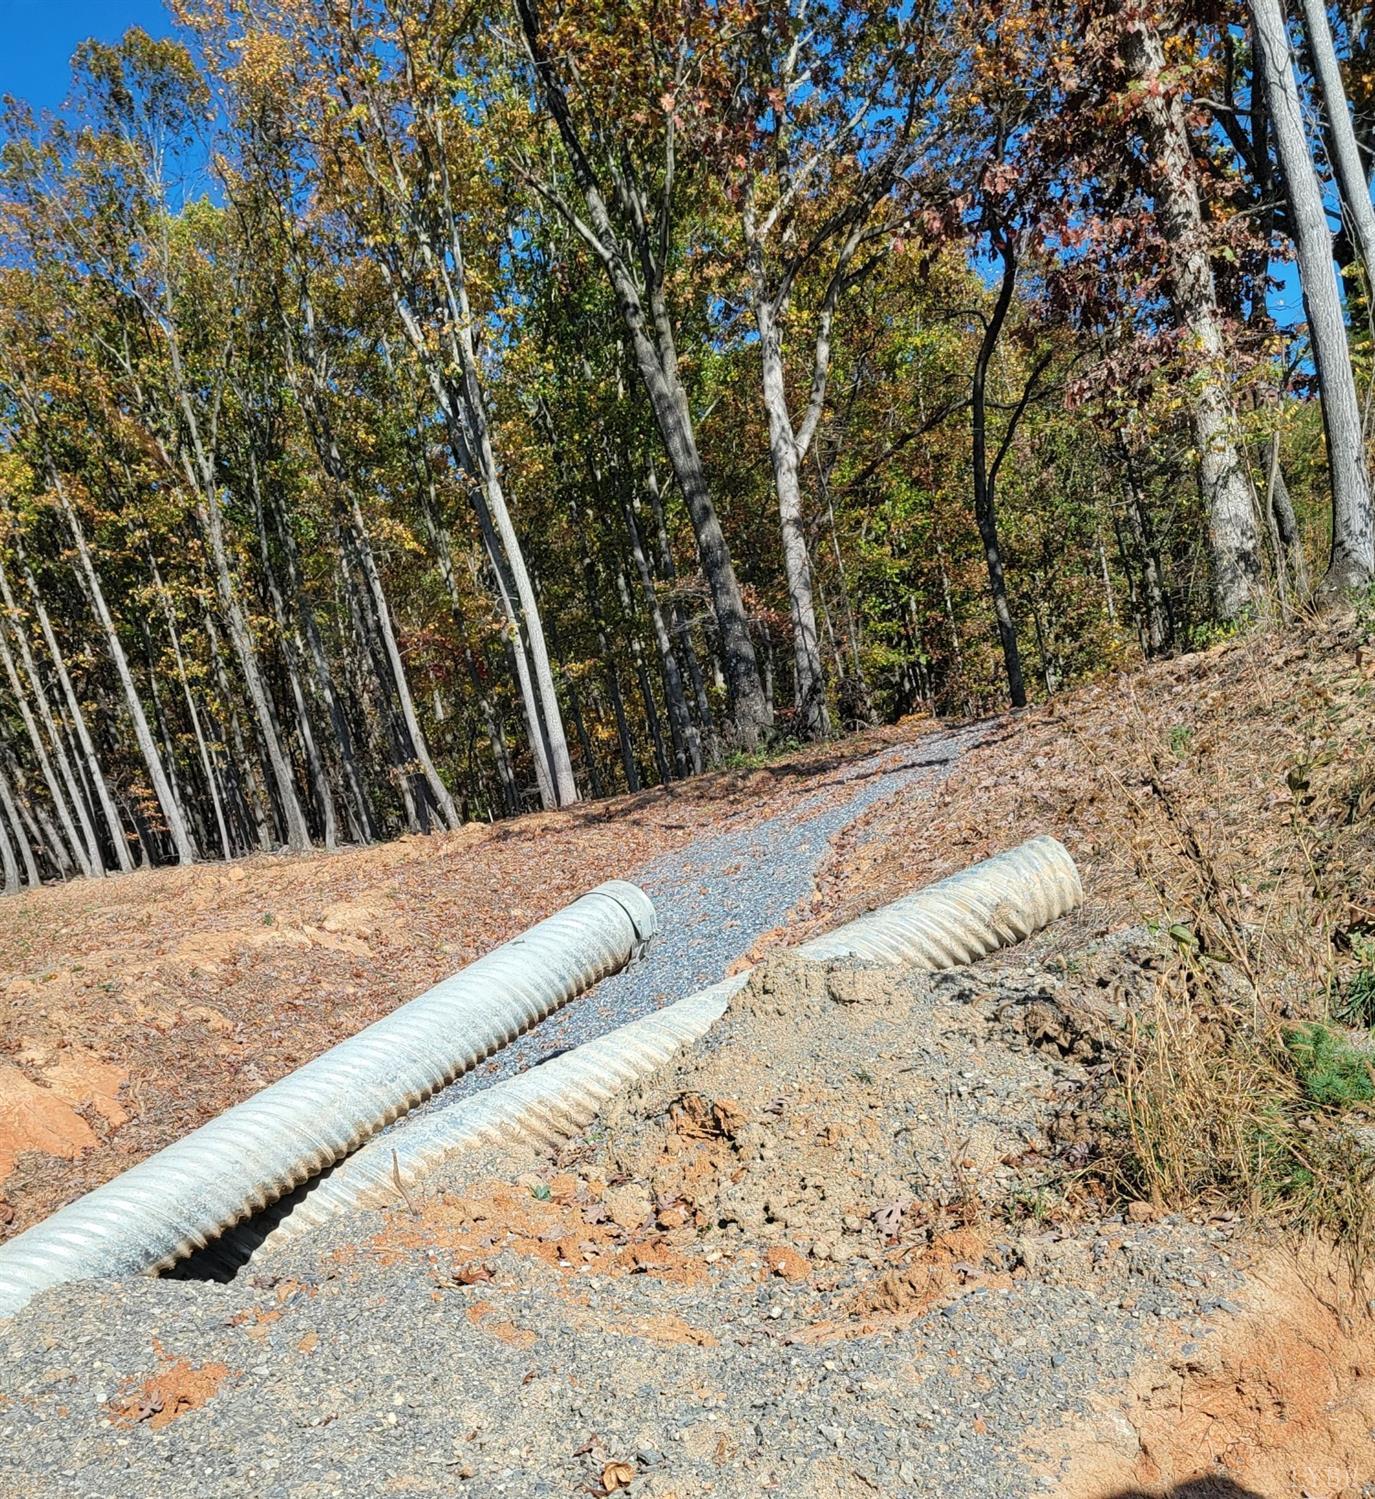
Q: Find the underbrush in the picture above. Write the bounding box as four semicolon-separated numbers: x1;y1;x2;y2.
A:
1093;610;1375;1260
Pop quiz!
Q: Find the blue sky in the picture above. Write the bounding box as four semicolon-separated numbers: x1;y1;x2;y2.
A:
1;0;175;115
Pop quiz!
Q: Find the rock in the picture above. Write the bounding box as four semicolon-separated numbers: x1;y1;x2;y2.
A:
764;1246;810;1282
605;1185;653;1232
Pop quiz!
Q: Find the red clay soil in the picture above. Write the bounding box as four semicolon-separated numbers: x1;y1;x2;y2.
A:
109;1339;235;1431
1048;1240;1375;1499
0;723;925;1240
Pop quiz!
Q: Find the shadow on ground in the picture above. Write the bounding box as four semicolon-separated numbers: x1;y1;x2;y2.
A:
1098;1482;1266;1499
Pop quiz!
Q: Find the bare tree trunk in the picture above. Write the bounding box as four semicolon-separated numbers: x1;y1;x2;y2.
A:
411;458;520;815
1115;432;1173;653
514;0;771;749
347;499;458;830
53;483;195;865
618;570;669;781
752;287;829;737
644;466;718;750
273;491;376;841
1123;16;1264;618
0;597;94;877
0;557;105;876
150;557;231;860
194;490;311;851
0;784;18;893
249;469;338;851
1251;0;1375;594
204;611;274;854
1268;443;1311;596
9;544;132;872
623;493;700;775
0;761;34;888
1300;0;1375;275
971;251;1028;709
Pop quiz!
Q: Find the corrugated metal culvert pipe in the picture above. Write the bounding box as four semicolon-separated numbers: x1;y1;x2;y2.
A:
202;975;752;1274
234;836;1082;1261
795;833;1081;965
0;882;655;1320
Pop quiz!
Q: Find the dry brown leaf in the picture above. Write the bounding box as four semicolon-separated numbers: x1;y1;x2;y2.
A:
601;1460;635;1492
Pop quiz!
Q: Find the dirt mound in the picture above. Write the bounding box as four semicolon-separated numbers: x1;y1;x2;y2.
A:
582;951;1076;1296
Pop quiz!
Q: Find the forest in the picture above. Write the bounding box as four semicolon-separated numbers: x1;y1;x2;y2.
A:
0;0;1370;885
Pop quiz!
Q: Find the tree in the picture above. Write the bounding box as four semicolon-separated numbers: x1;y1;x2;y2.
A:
1251;0;1375;595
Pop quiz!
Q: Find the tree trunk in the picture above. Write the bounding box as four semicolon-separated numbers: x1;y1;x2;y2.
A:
0;600;94;877
623;493;700;775
1251;0;1375;594
273;490;377;842
0;760;34;888
194;492;312;851
514;0;771;749
347;499;459;830
753;287;829;737
1300;0;1375;277
412;460;520;816
1123;15;1264;618
150;557;231;860
54;484;195;865
0;563;104;877
1115;432;1173;654
971;251;1028;709
10;545;132;872
249;470;338;851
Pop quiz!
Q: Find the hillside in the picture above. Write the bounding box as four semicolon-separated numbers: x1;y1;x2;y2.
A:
2;615;1375;1494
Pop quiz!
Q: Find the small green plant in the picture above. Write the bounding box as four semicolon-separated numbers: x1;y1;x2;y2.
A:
1335;936;1375;1028
1168;723;1194;757
1283;1022;1375;1110
529;1183;552;1201
1009;1186;1059;1225
853;1067;875;1085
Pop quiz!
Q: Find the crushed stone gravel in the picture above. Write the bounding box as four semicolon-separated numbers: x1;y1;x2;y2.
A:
415;725;984;1112
0;933;1247;1499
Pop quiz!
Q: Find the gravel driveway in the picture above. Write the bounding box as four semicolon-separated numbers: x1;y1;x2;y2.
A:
426;723;985;1110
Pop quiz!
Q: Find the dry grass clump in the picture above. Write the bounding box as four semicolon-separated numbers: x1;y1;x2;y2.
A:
811;604;1375;1253
1089;611;1375;1254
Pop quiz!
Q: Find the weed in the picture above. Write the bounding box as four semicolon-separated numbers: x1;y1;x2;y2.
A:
1168;724;1193;757
1337;937;1375;1027
1009;1186;1060;1225
1283;1022;1375;1110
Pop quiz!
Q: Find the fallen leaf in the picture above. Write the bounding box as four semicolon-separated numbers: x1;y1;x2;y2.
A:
872;1200;907;1237
601;1461;635;1493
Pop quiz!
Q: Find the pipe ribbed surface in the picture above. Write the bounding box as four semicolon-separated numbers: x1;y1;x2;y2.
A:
0;882;655;1319
796;834;1081;966
222;975;749;1267
234;836;1082;1260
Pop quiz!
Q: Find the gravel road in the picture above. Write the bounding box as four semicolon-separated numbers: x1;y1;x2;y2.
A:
426;724;985;1109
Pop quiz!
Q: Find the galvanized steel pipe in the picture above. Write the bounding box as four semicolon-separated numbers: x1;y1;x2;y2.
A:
0;881;655;1319
236;836;1082;1257
796;834;1081;966
209;975;750;1271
